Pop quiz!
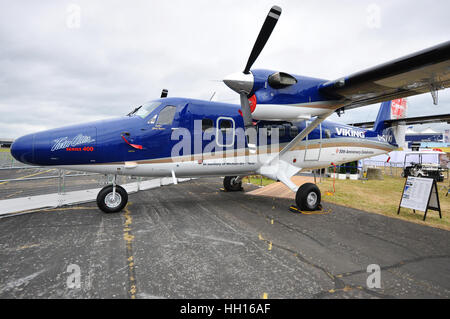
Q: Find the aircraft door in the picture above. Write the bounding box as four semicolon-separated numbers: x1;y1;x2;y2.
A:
197;118;214;162
138;105;179;159
216;117;235;160
304;123;322;161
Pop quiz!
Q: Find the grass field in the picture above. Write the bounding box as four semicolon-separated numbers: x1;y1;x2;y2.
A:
318;176;449;231
246;174;450;231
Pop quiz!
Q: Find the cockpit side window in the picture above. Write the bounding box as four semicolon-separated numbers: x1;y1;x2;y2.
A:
134;101;162;119
156;105;177;126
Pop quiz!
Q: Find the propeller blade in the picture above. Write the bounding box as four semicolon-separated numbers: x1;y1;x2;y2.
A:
243;5;282;74
240;92;254;129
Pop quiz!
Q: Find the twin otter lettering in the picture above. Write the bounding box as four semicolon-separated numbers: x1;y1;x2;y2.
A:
335;127;365;138
51;134;95;152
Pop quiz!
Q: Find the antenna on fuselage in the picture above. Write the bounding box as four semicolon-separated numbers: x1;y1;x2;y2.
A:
161;89;168;98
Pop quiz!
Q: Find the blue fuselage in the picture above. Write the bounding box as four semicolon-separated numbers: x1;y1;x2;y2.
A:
10;97;396;167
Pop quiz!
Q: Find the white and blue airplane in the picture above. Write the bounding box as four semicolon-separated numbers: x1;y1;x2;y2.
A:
10;6;450;213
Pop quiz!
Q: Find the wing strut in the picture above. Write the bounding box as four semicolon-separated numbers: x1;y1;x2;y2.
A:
258;111;333;192
268;111;333;165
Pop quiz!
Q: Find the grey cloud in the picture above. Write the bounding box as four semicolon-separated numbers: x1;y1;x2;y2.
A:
0;0;449;138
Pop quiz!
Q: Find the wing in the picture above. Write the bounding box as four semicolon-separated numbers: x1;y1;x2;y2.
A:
351;113;450;128
319;41;450;110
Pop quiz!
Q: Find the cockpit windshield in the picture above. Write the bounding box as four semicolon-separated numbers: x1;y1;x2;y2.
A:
133;101;162;119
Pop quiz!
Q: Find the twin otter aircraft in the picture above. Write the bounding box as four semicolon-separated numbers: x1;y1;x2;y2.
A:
10;6;450;213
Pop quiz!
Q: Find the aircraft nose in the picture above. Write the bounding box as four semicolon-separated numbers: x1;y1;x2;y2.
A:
10;134;34;165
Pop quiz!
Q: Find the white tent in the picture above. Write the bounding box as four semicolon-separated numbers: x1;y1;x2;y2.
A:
362;150;444;167
420;128;440;135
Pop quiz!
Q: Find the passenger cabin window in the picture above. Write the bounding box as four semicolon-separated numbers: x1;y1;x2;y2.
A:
278;125;285;137
202;119;214;131
290;126;298;137
324;129;331;139
267;125;283;137
216;117;235;147
219;119;233;132
156;106;176;126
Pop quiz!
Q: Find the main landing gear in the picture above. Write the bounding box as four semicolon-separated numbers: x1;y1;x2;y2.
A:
96;176;128;213
295;183;321;211
223;176;243;192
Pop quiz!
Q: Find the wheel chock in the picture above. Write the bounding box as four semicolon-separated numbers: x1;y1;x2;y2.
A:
289;205;301;213
289;204;330;215
219;187;244;192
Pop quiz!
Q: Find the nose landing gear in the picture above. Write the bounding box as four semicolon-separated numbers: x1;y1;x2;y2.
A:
96;175;128;213
223;176;243;192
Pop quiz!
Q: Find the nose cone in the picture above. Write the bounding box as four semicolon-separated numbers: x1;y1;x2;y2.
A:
223;72;254;95
10;134;34;165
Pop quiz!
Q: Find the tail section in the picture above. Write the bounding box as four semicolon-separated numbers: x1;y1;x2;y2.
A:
373;98;407;134
372;98;408;149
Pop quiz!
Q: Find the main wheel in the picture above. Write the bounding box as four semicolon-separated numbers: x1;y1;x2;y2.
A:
295;183;321;211
223;176;243;192
96;185;128;213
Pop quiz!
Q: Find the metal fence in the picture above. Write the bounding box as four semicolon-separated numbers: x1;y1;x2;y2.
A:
361;160;405;177
0;150;26;169
0;150;162;205
361;160;449;180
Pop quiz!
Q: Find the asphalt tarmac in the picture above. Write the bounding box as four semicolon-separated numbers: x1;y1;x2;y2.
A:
0;177;449;298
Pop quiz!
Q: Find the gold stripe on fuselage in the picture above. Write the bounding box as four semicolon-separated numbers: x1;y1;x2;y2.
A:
93;139;394;166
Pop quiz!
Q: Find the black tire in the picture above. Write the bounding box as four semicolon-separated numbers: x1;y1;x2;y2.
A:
96;185;128;213
223;176;243;192
295;183;321;211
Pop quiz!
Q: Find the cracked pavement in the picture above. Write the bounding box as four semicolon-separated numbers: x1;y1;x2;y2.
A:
0;178;449;298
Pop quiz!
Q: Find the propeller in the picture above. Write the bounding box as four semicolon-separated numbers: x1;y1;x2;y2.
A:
243;5;282;75
240;92;254;128
223;5;282;129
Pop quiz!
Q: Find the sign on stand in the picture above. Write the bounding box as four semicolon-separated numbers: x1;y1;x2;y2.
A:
397;176;442;221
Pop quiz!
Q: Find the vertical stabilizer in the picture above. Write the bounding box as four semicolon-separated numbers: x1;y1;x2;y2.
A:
372;98;408;149
373;98;407;134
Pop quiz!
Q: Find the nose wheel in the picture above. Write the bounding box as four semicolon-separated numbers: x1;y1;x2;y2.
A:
295;183;321;211
223;176;243;192
97;184;128;213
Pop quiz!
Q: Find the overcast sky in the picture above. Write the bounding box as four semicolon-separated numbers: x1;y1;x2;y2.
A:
0;0;449;139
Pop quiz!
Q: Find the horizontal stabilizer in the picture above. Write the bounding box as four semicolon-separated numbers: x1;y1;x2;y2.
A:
351;113;450;128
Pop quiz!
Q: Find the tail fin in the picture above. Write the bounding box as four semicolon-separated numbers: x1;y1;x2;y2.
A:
373;98;408;149
373;98;407;134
